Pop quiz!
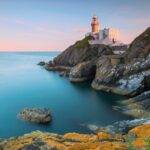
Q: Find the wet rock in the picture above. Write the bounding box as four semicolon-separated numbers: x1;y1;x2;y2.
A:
44;63;71;72
37;61;45;66
59;70;70;77
121;91;150;118
18;108;52;124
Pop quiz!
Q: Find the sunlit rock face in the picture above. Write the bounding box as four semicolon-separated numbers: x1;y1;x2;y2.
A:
92;27;150;97
0;124;150;150
125;27;150;62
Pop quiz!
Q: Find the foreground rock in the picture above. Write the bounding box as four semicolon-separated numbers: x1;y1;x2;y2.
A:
0;124;150;150
83;118;150;135
18;108;51;124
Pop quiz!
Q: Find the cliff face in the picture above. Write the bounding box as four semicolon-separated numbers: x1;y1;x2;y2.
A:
49;27;150;96
126;27;150;62
92;27;150;97
53;36;113;66
1;124;150;150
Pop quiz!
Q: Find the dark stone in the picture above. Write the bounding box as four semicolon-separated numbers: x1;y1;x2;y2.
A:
37;61;45;66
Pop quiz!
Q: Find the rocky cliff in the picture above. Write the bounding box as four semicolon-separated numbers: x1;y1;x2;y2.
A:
42;27;150;118
0;124;150;150
92;27;150;96
53;36;113;66
126;27;150;62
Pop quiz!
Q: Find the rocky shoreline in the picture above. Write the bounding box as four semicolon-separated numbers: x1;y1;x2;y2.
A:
0;123;150;150
40;27;150;119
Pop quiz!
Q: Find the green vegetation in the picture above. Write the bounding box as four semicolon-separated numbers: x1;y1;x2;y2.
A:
126;135;137;150
145;138;150;150
75;36;94;49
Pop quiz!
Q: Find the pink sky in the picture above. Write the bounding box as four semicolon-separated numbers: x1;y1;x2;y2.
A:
0;0;149;51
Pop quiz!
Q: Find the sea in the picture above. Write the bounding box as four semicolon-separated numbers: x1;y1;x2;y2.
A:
0;52;133;138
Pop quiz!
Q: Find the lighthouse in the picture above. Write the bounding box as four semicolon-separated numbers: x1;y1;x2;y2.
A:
85;16;124;47
91;15;99;33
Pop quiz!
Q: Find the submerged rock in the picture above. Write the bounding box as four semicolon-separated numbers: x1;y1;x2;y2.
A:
18;108;52;124
37;61;45;66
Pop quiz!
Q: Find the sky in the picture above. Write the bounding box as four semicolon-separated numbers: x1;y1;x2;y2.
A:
0;0;150;51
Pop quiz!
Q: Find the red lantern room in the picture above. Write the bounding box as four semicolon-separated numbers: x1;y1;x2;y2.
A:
91;15;99;33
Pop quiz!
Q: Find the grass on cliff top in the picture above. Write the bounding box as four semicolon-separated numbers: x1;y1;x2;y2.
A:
74;36;94;49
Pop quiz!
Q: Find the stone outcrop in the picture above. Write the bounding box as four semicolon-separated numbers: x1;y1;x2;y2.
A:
44;27;150;97
121;91;150;118
95;118;150;135
53;36;113;67
92;54;150;96
18;108;52;124
44;36;112;82
0;124;150;150
91;27;150;96
125;27;150;62
69;60;96;82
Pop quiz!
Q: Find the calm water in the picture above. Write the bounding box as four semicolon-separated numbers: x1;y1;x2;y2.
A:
0;52;132;138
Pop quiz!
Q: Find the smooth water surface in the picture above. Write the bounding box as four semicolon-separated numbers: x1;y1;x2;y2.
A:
0;52;132;138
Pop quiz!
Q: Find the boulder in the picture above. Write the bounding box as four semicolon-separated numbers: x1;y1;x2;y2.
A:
18;108;52;124
69;61;96;82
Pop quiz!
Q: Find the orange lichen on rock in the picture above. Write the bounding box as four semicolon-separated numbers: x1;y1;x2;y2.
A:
96;141;126;150
66;142;101;150
98;132;113;140
1;124;150;150
63;132;98;142
133;139;146;149
129;123;150;138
